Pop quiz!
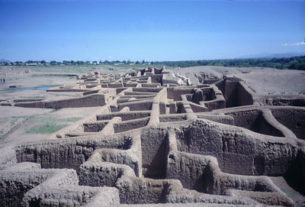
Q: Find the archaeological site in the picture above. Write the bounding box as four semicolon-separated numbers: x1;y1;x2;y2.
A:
0;66;304;207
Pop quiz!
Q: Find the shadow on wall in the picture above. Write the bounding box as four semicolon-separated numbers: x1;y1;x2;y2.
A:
141;128;169;178
284;150;305;195
226;110;284;137
216;78;253;108
271;108;305;140
15;136;132;172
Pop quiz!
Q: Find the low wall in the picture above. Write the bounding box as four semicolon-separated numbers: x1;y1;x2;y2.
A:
175;120;298;176
226;109;284;137
83;121;108;132
114;117;150;133
118;101;153;111
16;135;130;171
97;111;151;121
167;151;210;192
15;94;106;109
116;176;172;204
167;88;193;101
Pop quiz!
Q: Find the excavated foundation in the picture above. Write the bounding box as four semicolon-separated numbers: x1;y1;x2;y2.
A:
0;67;305;207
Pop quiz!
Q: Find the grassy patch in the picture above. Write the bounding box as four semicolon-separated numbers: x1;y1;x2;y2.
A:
27;124;67;134
26;116;81;134
61;117;82;122
0;129;5;139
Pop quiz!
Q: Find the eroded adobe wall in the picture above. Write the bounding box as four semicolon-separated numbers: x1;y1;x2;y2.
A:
15;94;106;109
167;150;211;192
216;78;253;108
175;120;299;176
284;149;305;195
16;136;130;171
226;109;284;137
141;128;169;178
1;67;305;207
271;108;305;140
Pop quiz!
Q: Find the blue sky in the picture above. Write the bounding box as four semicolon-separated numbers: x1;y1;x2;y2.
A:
0;0;304;61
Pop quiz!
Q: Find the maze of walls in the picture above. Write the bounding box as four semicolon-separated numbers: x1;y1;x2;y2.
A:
1;67;305;207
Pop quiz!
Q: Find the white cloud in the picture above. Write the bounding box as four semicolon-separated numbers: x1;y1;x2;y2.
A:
282;42;305;47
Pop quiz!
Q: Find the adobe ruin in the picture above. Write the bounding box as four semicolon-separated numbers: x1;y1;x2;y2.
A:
0;67;304;207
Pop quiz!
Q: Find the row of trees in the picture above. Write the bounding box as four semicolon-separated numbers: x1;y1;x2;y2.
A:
154;56;305;70
0;60;148;66
1;56;304;70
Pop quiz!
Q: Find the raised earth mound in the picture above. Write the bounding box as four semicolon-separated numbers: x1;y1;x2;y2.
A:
0;67;304;207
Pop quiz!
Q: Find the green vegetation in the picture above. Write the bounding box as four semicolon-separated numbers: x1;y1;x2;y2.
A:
60;117;82;122
26;116;81;134
1;55;304;70
152;56;305;70
27;124;67;134
0;117;25;139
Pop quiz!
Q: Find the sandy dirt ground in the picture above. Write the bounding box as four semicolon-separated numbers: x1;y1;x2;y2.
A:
172;66;305;96
234;69;305;95
0;66;123;170
0;67;81;102
0;66;120;152
0;106;101;145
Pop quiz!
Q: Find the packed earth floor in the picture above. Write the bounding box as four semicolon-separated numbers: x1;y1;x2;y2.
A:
0;67;305;207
